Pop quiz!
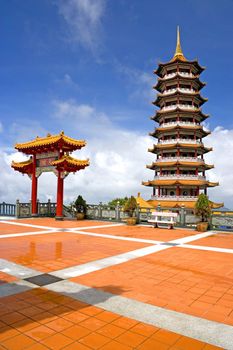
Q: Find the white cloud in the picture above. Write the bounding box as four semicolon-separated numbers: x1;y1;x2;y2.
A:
205;126;233;208
0;150;30;202
0;100;153;204
51;99;153;203
115;63;155;103
1;100;233;209
56;0;106;52
55;74;79;90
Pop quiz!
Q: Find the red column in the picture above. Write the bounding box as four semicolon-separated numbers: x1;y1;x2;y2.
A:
56;171;64;220
31;154;38;216
158;186;161;196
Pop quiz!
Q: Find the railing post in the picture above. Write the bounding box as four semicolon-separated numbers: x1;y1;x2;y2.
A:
116;201;120;221
209;213;213;230
136;206;140;224
16;199;20;218
37;199;40;217
98;202;102;219
180;204;186;227
48;199;51;217
29;199;32;216
2;202;5;215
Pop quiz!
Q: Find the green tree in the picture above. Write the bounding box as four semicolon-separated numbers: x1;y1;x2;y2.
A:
123;196;138;217
108;197;128;207
195;193;211;222
74;195;87;214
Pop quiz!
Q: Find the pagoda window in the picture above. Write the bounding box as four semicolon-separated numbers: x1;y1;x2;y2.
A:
183;191;188;196
170;191;175;196
180;68;189;73
167;68;176;74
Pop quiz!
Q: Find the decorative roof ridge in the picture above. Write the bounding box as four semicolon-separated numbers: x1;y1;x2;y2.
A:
156;73;201;80
52;155;89;166
146;161;214;167
208;181;219;187
15;132;86;150
11;158;32;167
151;110;210;118
156;91;208;99
154;106;204;113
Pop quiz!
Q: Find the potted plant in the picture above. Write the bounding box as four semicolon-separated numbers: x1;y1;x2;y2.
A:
123;196;138;225
74;195;87;220
195;193;211;232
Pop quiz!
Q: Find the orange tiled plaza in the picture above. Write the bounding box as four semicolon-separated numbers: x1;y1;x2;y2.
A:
0;217;232;349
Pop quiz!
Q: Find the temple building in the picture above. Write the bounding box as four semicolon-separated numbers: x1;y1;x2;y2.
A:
12;131;89;220
143;27;222;209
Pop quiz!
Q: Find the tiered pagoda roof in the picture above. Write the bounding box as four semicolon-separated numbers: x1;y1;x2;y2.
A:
12;132;89;175
11;159;33;174
143;27;222;209
52;155;90;172
15;131;86;154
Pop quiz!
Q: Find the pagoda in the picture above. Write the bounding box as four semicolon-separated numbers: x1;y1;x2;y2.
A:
12;131;89;219
143;27;221;209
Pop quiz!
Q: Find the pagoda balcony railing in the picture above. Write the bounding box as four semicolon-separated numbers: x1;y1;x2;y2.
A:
163;73;176;80
154;175;205;180
161;88;195;96
158;138;202;145
161;104;198;112
179;72;195;78
163;72;195;80
151;195;198;201
160;121;198;128
156;157;204;163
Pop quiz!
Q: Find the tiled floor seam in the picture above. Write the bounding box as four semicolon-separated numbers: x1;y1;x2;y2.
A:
0;230;55;239
0;220;57;230
72;229;163;245
0;222;233;348
46;280;233;349
2;223;232;256
50;244;173;279
180;243;233;254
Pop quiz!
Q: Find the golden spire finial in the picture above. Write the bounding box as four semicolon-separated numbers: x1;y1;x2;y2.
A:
171;26;186;62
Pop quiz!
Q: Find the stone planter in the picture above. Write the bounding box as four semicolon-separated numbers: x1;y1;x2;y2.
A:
126;217;137;226
76;213;85;220
196;222;208;232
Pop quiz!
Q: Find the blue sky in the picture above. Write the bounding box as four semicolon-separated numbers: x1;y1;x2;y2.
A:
1;0;233;206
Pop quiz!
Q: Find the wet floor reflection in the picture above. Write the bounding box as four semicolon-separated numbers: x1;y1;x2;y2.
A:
16;241;63;264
